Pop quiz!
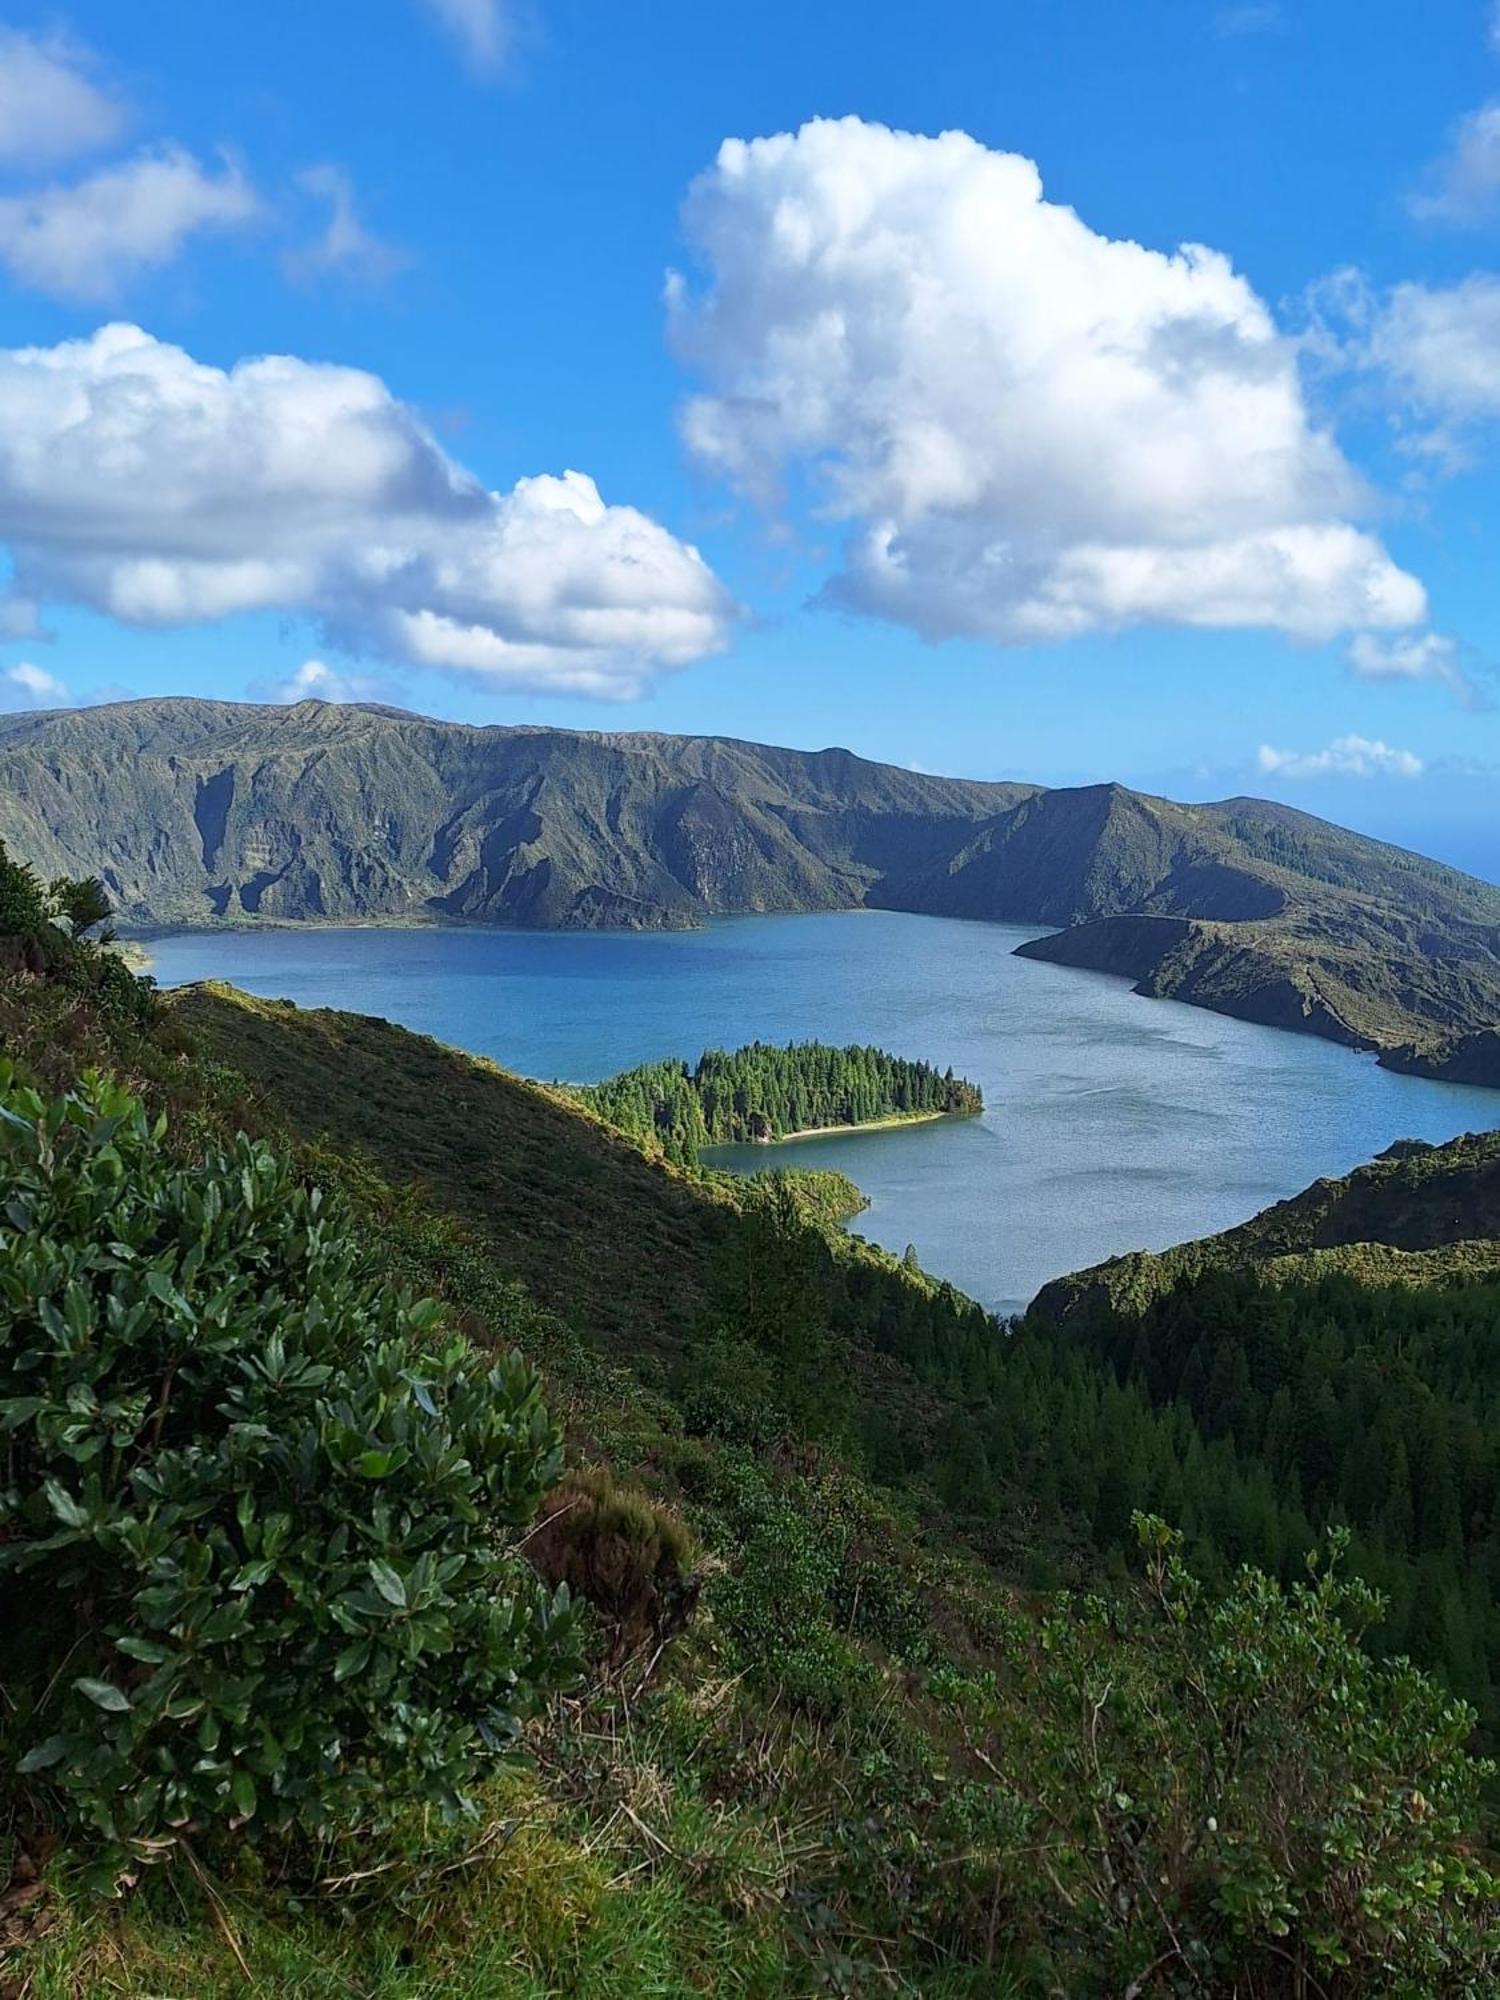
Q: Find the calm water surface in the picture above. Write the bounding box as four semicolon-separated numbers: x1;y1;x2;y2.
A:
147;912;1500;1315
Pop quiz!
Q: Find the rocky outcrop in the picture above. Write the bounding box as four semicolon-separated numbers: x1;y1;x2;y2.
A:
1381;1029;1500;1088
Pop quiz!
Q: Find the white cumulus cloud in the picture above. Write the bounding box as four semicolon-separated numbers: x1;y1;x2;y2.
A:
1257;735;1425;780
0;324;732;699
0;29;124;167
0;661;70;709
0;148;258;303
668;117;1426;649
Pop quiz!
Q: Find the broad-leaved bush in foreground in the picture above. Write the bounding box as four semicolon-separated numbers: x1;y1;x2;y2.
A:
0;1066;579;1891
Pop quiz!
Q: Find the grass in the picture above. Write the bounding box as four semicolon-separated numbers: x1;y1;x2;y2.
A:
168;982;740;1357
21;1768;794;1999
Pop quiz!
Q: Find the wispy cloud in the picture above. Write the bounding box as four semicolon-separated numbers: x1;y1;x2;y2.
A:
1409;101;1500;225
283;166;407;287
0;28;124;166
1214;4;1284;38
250;659;402;705
1257;734;1425;780
1348;631;1481;707
1407;6;1500;224
0;661;69;709
0;147;258;303
419;0;512;74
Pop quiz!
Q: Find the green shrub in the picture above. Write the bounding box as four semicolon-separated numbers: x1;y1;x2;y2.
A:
671;1328;788;1449
0;840;152;1030
0;839;47;943
948;1517;1500;1995
0;1067;580;1891
47;873;113;941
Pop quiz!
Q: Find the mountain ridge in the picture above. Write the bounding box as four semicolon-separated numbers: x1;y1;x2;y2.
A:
4;694;1499;1070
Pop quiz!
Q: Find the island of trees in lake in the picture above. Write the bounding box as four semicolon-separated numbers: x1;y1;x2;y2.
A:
579;1039;983;1162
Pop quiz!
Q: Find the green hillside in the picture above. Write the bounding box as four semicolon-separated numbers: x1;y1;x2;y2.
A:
1032;1127;1500;1324
3;844;1500;1995
169;981;745;1354
5;695;1500;1067
1012;1123;1500;1735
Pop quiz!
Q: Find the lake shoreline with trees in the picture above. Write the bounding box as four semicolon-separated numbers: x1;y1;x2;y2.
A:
579;1039;985;1164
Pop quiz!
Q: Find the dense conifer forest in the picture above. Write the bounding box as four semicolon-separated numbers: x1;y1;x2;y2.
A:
841;1256;1500;1735
579;1039;983;1161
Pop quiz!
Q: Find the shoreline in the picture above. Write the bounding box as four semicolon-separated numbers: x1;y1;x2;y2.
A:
753;1109;960;1146
117;908;1500;1099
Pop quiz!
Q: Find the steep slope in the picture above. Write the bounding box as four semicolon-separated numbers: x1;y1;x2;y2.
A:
167;981;741;1352
1385;1026;1500;1088
5;875;1500;1995
0;697;1029;931
4;695;1500;1064
1030;1126;1500;1323
1005;790;1500;1054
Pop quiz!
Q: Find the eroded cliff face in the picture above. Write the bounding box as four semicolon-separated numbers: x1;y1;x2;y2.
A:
0;698;1023;930
4;695;1500;1066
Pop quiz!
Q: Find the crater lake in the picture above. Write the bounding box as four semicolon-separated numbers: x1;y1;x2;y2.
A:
145;910;1500;1315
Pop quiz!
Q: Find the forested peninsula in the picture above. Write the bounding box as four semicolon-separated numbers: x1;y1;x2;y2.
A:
579;1040;983;1162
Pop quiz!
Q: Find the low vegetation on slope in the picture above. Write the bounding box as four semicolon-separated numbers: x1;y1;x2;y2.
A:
1032;1127;1500;1325
168;980;745;1355
0;1066;580;1895
3;855;1500;1993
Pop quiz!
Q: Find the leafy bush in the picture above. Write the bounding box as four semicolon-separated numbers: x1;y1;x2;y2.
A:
948;1518;1500;1995
0;1067;580;1890
0;839;150;1026
0;839;48;943
671;1329;788;1449
48;873;114;943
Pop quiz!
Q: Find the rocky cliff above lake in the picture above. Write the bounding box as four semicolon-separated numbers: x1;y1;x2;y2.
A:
3;695;1499;1066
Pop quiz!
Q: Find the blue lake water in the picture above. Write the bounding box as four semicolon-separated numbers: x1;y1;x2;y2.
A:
146;912;1500;1316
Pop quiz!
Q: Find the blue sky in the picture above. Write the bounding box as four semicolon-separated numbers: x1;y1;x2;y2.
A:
0;0;1498;875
